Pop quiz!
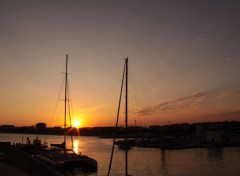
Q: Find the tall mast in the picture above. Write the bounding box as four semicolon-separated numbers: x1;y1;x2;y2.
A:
64;54;68;148
107;58;129;176
125;57;128;176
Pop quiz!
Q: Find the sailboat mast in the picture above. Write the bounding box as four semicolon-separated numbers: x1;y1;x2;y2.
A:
108;58;130;176
125;57;128;176
64;54;68;147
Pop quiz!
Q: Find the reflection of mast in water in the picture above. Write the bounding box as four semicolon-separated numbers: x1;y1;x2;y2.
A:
160;150;169;175
161;150;166;170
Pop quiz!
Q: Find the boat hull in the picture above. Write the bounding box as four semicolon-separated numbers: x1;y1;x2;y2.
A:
64;157;98;172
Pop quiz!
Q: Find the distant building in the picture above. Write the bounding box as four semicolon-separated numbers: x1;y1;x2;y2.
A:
196;123;225;145
196;123;223;136
36;123;46;131
205;130;225;145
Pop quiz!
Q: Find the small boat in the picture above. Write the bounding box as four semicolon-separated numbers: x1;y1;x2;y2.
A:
50;142;66;149
37;147;97;172
115;139;135;150
35;55;97;173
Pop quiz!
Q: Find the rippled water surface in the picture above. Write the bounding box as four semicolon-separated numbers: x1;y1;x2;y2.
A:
1;133;240;176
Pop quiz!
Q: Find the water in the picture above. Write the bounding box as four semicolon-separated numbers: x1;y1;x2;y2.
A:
1;133;240;176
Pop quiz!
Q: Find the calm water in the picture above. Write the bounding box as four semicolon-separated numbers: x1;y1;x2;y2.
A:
0;133;240;176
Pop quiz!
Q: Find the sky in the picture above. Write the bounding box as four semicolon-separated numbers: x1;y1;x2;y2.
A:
0;0;240;127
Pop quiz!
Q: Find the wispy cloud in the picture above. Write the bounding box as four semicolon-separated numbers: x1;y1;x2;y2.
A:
79;104;105;111
138;92;206;115
217;89;233;100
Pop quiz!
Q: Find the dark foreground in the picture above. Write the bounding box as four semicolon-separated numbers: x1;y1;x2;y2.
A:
0;142;63;176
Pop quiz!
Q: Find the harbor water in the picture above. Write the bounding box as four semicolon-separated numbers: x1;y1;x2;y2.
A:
0;133;240;176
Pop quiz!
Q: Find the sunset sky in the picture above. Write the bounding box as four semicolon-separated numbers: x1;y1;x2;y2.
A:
1;0;240;127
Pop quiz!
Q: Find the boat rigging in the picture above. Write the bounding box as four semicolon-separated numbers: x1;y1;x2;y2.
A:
108;57;130;176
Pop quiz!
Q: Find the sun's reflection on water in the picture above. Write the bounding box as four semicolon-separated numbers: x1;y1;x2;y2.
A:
73;139;80;154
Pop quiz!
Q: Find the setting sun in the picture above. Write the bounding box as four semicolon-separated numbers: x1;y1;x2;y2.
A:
72;119;82;128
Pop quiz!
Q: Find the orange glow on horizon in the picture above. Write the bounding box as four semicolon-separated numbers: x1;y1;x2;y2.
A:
72;116;83;128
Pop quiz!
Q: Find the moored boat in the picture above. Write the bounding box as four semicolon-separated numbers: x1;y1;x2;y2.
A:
18;55;98;173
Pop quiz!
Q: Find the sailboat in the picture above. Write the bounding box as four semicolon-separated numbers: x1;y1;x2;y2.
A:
108;57;131;176
36;55;98;173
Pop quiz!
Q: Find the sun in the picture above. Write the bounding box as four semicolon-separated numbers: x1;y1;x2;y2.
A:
72;119;82;128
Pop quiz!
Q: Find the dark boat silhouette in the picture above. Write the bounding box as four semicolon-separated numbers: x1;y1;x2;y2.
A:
29;55;97;173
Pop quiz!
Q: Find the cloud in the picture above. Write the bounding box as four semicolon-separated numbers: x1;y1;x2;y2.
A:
217;89;233;100
138;92;206;115
80;104;105;111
